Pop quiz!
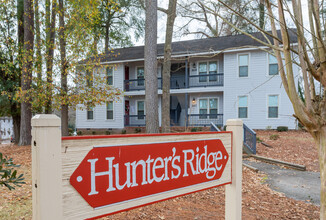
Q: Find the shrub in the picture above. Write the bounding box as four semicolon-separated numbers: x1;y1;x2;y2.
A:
134;128;141;133
92;131;96;135
277;126;288;132
191;127;198;132
256;137;263;143
77;130;82;135
121;129;126;134
269;134;279;140
0;153;25;190
105;130;111;135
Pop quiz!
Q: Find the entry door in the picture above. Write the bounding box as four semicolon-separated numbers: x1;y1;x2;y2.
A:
125;66;129;91
125;100;130;126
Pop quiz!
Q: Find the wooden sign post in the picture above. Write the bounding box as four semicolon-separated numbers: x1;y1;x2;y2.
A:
32;115;242;220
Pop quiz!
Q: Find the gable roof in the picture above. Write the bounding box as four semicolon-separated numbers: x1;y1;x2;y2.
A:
79;29;298;64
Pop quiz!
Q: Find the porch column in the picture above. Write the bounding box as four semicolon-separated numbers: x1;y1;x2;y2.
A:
185;57;189;88
185;93;188;127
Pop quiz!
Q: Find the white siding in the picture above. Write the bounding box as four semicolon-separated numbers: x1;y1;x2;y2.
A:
76;64;124;129
223;50;297;129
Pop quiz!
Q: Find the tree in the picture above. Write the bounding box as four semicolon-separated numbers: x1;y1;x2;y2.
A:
144;0;159;133
210;0;326;218
159;0;177;133
19;0;34;146
0;0;21;144
178;0;257;38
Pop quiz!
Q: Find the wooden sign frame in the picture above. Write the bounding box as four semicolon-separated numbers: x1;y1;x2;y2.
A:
31;115;243;220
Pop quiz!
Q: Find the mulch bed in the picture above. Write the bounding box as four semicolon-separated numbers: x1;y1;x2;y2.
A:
0;130;321;219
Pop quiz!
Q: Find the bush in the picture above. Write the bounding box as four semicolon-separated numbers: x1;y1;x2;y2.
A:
134;128;141;133
269;134;279;140
77;130;82;135
277;126;288;132
105;130;111;135
92;131;96;135
0;153;25;190
256;137;263;143
121;129;126;134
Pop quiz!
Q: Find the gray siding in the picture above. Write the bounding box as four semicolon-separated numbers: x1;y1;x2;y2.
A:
223;50;297;129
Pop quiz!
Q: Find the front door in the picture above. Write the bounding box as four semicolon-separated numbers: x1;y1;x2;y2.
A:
125;100;130;126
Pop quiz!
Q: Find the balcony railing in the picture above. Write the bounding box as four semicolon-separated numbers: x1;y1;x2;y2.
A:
124;115;146;126
187;114;223;127
124;73;223;91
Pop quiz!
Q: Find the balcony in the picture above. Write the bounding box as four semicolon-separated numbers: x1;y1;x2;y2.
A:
187;114;223;127
124;114;223;127
124;73;223;91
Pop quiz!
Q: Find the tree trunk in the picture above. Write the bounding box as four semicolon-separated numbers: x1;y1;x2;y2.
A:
259;0;265;29
59;0;69;136
12;114;20;145
34;0;43;113
144;0;159;133
312;127;326;219
19;0;34;146
161;0;177;133
45;0;57;114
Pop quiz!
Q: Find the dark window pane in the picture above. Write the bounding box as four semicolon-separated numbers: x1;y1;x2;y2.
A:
209;109;217;118
268;107;278;118
209;72;217;81
269;64;278;75
138;110;144;119
199;72;207;82
107;111;113;119
239;107;247;118
87;111;93;120
239;66;248;77
199;109;207;119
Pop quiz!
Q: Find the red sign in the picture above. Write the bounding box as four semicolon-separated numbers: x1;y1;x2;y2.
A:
70;139;229;209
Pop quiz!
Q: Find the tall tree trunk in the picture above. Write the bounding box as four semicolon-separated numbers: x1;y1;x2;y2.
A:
145;0;159;133
12;114;20;145
312;127;326;219
19;0;34;146
59;0;68;136
34;0;43;113
161;0;177;133
45;0;57;114
259;0;265;29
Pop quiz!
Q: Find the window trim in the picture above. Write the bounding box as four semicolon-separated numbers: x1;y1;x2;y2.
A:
136;66;145;87
238;53;249;78
197;60;219;82
136;100;145;120
197;97;219;119
86;105;95;121
238;95;248;119
267;94;280;119
106;101;114;120
267;53;279;76
106;66;114;86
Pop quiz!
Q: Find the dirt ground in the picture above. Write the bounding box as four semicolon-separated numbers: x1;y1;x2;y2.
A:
0;130;320;219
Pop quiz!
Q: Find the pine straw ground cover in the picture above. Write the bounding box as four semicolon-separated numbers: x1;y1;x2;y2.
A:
0;130;320;219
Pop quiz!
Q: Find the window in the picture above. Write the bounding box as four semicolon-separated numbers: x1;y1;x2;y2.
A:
106;67;113;85
239;54;249;77
199;98;218;119
269;54;278;75
268;95;278;118
238;96;248;118
107;102;113;119
137;67;144;86
209;98;218;118
87;106;93;120
86;69;93;87
209;62;217;81
199;99;207;119
137;101;145;119
199;62;207;82
198;61;218;82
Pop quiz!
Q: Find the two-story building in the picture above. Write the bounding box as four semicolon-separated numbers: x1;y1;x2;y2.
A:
76;30;299;131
